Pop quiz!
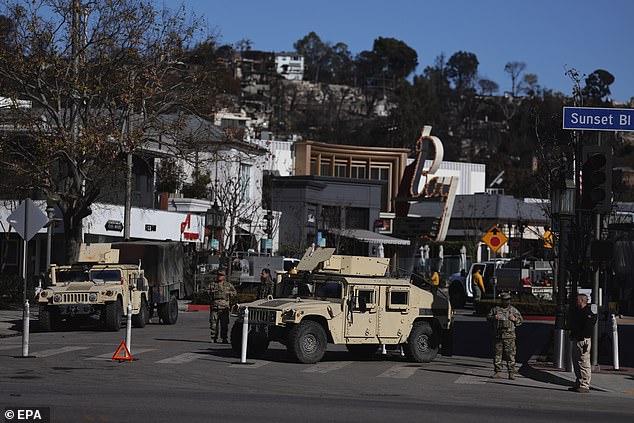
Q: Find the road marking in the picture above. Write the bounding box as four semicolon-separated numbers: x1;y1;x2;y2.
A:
302;361;353;374
454;370;487;385
156;352;204;364
229;359;270;369
0;344;21;351
85;348;156;361
31;346;90;358
377;365;419;379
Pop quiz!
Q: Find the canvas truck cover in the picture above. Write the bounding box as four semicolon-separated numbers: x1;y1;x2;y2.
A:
112;242;184;293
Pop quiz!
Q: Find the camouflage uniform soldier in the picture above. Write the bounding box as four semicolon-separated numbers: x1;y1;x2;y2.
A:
487;292;523;379
257;268;275;300
209;270;237;343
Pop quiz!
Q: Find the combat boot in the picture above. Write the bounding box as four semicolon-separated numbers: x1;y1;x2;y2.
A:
508;372;516;380
490;372;502;379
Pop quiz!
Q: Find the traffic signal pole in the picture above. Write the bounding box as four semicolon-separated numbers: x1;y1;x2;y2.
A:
592;213;600;367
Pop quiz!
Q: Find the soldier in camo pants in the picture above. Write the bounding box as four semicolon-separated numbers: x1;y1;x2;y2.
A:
487;292;523;379
209;270;237;343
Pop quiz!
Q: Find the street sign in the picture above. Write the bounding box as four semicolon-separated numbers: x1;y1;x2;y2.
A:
563;107;634;132
6;199;48;241
481;225;508;253
105;220;124;232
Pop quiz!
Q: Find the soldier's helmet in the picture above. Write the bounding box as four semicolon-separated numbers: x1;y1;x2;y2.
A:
499;292;511;301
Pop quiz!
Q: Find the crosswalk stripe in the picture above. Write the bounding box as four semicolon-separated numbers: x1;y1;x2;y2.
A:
377;365;419;379
302;361;353;373
0;345;21;351
31;346;89;358
85;348;156;361
156;352;204;364
229;359;270;369
454;370;487;385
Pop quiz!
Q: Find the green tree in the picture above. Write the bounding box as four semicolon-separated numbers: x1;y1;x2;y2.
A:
446;51;479;92
294;31;332;83
582;69;615;104
478;78;499;96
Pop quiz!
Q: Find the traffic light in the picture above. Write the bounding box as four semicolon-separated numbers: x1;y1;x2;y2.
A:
581;146;612;213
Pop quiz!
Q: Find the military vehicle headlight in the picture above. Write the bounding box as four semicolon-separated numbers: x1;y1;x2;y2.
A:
89;293;97;302
104;290;113;297
40;291;48;298
53;294;62;303
282;309;295;320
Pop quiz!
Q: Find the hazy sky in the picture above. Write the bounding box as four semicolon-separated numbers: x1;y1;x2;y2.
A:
165;0;634;102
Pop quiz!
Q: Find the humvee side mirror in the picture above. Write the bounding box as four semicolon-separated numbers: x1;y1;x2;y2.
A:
358;297;368;313
136;278;146;291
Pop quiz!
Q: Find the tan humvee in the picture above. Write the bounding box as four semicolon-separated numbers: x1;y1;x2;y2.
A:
231;248;454;364
35;244;149;331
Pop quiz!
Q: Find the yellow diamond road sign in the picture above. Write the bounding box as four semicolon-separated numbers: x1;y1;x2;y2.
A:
481;225;508;253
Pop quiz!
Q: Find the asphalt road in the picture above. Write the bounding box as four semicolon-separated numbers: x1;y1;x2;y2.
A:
0;311;632;423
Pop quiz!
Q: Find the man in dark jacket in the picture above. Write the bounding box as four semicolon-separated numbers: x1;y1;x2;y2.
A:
568;293;597;393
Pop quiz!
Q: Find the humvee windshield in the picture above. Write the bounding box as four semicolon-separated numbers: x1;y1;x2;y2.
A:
280;277;342;301
56;269;121;283
56;270;88;282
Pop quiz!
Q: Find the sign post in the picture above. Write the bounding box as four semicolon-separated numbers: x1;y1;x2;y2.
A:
6;199;49;358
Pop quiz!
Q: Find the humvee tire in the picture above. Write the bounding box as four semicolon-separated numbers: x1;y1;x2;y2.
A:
159;296;178;325
288;320;327;364
132;297;148;328
346;344;379;360
405;321;439;363
230;323;269;358
105;300;122;331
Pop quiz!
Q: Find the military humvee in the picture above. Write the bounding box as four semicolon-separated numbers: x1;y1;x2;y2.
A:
231;248;453;364
35;244;150;331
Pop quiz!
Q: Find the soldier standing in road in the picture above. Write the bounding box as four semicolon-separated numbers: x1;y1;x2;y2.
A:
487;292;523;379
209;270;237;343
258;268;275;299
472;267;485;309
568;293;597;393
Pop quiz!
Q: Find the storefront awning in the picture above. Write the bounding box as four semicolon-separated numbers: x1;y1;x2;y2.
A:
330;229;410;246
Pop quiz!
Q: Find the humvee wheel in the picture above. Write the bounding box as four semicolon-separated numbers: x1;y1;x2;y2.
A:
105;300;122;332
159;296;178;325
288;320;327;364
230;323;270;358
132;297;148;328
405;321;439;363
346;344;379;360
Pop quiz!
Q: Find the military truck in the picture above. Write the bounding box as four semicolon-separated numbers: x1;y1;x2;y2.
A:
230;248;453;364
35;244;150;331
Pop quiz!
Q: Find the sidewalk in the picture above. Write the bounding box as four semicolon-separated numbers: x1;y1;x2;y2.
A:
524;359;634;394
0;305;23;338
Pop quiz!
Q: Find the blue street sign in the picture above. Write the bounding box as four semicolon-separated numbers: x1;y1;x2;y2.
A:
563;107;634;131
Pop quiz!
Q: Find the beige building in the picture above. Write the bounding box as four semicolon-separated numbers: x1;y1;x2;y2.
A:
293;140;410;213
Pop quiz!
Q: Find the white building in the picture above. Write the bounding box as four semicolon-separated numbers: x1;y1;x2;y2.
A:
275;53;304;81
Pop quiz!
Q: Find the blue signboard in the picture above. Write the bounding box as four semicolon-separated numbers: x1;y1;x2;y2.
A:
563;107;634;131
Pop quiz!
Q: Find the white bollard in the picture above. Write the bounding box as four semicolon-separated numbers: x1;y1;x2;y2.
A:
611;314;619;370
240;306;249;364
126;303;132;355
22;300;30;357
381;344;387;355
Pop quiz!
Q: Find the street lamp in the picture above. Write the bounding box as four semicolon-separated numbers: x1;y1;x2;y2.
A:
552;178;575;369
205;201;225;253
